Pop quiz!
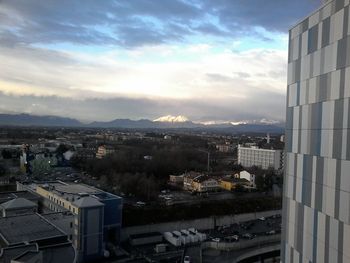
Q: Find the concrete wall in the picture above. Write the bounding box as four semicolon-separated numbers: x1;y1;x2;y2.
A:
121;210;281;241
233;243;281;263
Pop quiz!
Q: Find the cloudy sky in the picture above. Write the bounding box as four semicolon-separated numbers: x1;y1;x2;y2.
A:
0;0;321;123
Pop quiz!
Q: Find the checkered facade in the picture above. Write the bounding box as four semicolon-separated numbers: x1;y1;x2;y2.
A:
282;0;350;262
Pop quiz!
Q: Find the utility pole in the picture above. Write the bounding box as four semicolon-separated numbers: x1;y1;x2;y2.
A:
207;151;210;174
198;149;210;174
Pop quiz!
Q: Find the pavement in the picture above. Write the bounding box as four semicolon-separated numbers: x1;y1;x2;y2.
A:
183;244;202;263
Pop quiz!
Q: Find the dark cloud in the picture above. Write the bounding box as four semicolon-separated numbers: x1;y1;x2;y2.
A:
201;0;322;33
0;90;285;123
193;23;228;36
0;0;321;48
206;73;234;82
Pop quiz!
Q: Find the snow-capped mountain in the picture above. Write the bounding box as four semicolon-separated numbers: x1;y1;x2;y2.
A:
153;115;189;123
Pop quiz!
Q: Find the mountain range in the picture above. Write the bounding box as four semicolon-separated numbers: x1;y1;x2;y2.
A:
0;113;285;134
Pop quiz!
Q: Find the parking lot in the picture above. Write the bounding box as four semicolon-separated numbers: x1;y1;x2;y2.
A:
205;214;282;243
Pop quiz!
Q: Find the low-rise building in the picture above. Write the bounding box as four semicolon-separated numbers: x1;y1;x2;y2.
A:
0;190;41;207
192;175;219;193
219;177;250;191
0;198;38;217
164;135;172;140
183;172;219;193
96;145;116;159
183;172;202;191
0;213;76;263
17;181;123;263
169;174;184;184
216;144;234;153
74;148;95;160
235;170;256;189
19;145;58;175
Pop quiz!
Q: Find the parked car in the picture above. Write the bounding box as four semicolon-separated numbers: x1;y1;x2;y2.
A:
135;201;146;207
265;230;276;235
224;235;239;242
212;238;221;242
242;233;255;239
184;255;191;263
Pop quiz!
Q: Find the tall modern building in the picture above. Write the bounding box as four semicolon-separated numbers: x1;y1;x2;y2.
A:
282;0;350;262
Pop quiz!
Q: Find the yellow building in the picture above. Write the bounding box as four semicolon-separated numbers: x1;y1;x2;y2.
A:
96;145;116;159
219;177;250;191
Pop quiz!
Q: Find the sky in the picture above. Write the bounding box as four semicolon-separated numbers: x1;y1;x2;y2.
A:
0;0;321;123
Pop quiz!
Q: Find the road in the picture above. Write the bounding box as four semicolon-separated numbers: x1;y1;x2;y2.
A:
183;245;202;263
202;242;280;263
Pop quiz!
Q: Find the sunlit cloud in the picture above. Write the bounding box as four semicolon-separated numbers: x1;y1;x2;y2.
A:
0;0;321;122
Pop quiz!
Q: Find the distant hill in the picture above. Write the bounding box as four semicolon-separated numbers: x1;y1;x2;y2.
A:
0;113;284;133
0;113;82;127
89;118;154;129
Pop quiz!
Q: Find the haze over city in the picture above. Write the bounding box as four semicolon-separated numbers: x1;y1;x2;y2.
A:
0;0;320;123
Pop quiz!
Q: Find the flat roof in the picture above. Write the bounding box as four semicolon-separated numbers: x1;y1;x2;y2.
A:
0;213;66;245
42;212;74;222
35;181;121;201
36;182;99;203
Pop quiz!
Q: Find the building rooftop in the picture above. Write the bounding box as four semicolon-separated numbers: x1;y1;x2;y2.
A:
193;175;217;183
0;213;66;246
0;244;38;263
0;198;37;210
34;181;122;202
221;178;250;184
0;191;40;205
37;181;100;202
73;196;104;208
42;212;74;222
0;243;75;263
42;182;98;195
184;172;204;179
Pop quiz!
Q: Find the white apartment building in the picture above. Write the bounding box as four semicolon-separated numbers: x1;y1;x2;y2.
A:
237;145;284;170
